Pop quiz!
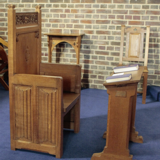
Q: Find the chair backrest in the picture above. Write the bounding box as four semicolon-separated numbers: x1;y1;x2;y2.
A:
40;63;81;93
0;46;8;72
8;5;41;76
119;25;150;67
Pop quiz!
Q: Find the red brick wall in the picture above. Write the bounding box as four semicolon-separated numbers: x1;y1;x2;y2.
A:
0;0;160;90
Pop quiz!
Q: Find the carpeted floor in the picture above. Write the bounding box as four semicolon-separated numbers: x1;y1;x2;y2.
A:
0;83;160;160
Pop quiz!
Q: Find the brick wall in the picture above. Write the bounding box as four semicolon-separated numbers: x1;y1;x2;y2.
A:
0;0;160;90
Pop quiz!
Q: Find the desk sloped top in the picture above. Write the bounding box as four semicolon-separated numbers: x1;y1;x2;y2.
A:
103;66;144;86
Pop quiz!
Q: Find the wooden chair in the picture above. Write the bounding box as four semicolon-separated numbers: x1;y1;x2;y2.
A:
8;5;81;158
119;25;150;104
0;45;9;90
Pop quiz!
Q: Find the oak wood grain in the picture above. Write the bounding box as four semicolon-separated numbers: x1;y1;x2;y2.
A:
119;25;150;104
8;5;81;158
92;68;144;160
44;33;84;64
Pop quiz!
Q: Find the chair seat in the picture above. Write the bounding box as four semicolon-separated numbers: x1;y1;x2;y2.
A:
63;92;80;114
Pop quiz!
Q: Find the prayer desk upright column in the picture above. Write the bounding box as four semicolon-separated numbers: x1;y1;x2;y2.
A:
91;66;144;160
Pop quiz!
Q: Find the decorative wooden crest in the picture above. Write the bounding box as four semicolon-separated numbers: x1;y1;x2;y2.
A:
16;13;38;26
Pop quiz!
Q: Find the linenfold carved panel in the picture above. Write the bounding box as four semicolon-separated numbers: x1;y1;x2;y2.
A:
37;87;57;145
16;13;38;26
14;85;32;141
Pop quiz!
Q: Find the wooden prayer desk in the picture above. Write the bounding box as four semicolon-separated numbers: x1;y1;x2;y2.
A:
91;66;144;160
44;33;84;64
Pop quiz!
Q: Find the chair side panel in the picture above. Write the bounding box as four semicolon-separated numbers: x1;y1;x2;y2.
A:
10;74;63;155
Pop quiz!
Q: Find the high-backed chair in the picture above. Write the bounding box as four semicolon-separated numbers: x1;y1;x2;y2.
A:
0;45;9;90
119;25;150;104
8;5;81;158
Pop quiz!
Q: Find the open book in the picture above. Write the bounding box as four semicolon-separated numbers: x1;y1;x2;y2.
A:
113;64;139;73
106;74;132;83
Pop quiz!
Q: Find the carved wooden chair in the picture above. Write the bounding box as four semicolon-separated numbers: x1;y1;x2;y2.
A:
0;38;9;90
8;5;81;158
119;25;150;104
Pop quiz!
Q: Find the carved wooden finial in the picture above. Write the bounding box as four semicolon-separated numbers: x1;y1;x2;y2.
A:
133;28;137;32
8;4;15;9
35;5;41;10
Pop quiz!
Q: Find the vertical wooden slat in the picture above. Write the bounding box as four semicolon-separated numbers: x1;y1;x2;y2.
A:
24;90;27;139
27;89;31;140
144;26;150;66
52;91;56;144
8;5;16;150
119;25;125;65
48;93;52;143
126;32;129;58
35;5;41;74
139;32;144;59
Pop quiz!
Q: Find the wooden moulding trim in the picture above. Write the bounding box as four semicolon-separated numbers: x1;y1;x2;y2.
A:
15;140;56;154
51;40;77;52
16;30;39;42
125;27;146;33
122;57;144;62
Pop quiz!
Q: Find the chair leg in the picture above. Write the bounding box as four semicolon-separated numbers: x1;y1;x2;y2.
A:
0;77;9;90
74;98;80;133
56;140;63;158
142;72;148;104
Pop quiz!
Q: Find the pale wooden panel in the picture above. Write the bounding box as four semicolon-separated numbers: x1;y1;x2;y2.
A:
128;33;140;58
37;87;57;145
13;85;32;142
